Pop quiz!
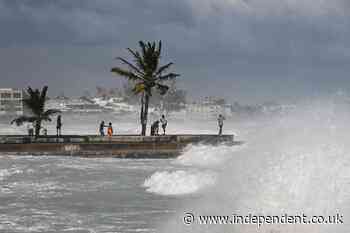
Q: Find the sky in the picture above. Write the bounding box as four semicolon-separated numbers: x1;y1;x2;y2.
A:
1;0;350;104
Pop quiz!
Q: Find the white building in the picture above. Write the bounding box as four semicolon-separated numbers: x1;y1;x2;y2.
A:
0;88;23;115
93;97;136;115
46;96;110;114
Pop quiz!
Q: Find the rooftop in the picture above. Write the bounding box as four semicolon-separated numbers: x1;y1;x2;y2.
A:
0;88;21;92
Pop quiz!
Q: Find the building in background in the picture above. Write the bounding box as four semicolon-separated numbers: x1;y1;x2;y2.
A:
46;96;113;114
0;88;23;116
186;96;232;120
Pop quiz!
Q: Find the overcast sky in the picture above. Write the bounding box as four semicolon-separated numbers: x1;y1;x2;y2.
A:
1;0;350;104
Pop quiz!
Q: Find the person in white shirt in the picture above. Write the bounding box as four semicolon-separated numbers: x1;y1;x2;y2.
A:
160;115;168;135
218;114;225;135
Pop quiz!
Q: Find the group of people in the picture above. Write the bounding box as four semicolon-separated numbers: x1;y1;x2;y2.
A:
150;114;225;136
26;114;226;137
98;115;168;137
98;114;225;136
150;115;168;136
99;121;114;136
26;114;62;136
26;123;48;136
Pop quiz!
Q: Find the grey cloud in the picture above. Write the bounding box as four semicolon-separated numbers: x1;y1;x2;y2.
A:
1;0;350;103
0;0;195;45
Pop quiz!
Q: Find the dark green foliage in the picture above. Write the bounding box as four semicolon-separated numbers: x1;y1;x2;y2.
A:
111;40;180;135
11;86;60;137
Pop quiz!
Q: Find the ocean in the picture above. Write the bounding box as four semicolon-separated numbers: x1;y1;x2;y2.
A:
0;99;349;233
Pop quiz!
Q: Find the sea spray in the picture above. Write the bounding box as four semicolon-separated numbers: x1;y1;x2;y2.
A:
176;144;245;168
157;98;350;233
143;143;245;196
143;170;217;195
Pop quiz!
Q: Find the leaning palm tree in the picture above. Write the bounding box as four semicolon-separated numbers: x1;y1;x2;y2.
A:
11;86;60;137
111;41;180;135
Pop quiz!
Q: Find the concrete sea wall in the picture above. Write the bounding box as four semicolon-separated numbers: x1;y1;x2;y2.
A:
0;135;238;158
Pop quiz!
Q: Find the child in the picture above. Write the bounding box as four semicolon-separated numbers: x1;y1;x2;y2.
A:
107;122;114;137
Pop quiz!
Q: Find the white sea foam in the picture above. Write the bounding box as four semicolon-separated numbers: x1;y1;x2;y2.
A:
143;131;245;196
143;170;216;195
176;144;243;167
159;99;350;233
0;168;23;181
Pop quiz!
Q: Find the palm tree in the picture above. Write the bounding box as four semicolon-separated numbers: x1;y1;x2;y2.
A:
11;86;60;137
111;41;180;135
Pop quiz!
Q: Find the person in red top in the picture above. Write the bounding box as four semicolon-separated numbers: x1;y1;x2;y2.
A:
107;122;113;137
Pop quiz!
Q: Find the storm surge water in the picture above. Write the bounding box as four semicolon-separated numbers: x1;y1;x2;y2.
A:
1;97;350;232
143;170;217;195
143;144;241;196
155;98;350;233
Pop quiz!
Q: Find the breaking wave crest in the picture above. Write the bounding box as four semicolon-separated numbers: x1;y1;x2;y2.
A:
176;144;243;167
143;170;216;195
0;168;23;181
158;98;350;233
143;142;244;196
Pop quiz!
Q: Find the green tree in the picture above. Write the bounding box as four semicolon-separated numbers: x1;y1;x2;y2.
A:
111;41;180;135
11;86;60;137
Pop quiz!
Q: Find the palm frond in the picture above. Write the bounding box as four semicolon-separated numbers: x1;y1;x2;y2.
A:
40;86;48;102
38;86;48;112
43;109;61;117
158;73;180;81
23;86;46;116
132;83;146;95
41;115;54;122
116;57;145;76
112;40;179;108
156;83;169;95
156;62;173;76
41;109;60;122
127;48;146;71
139;41;163;75
158;41;162;56
11;116;36;126
139;41;147;60
127;48;140;60
26;87;35;97
111;67;144;81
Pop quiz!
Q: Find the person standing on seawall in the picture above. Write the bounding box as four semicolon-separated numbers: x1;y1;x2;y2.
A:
218;114;225;136
150;120;159;136
99;121;106;136
56;115;62;137
107;122;114;137
160;115;167;135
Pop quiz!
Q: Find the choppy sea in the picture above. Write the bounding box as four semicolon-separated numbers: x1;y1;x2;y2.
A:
1;99;350;232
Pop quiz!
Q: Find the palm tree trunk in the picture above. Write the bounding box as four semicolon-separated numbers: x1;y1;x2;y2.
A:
140;94;145;135
34;119;41;138
141;93;150;136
